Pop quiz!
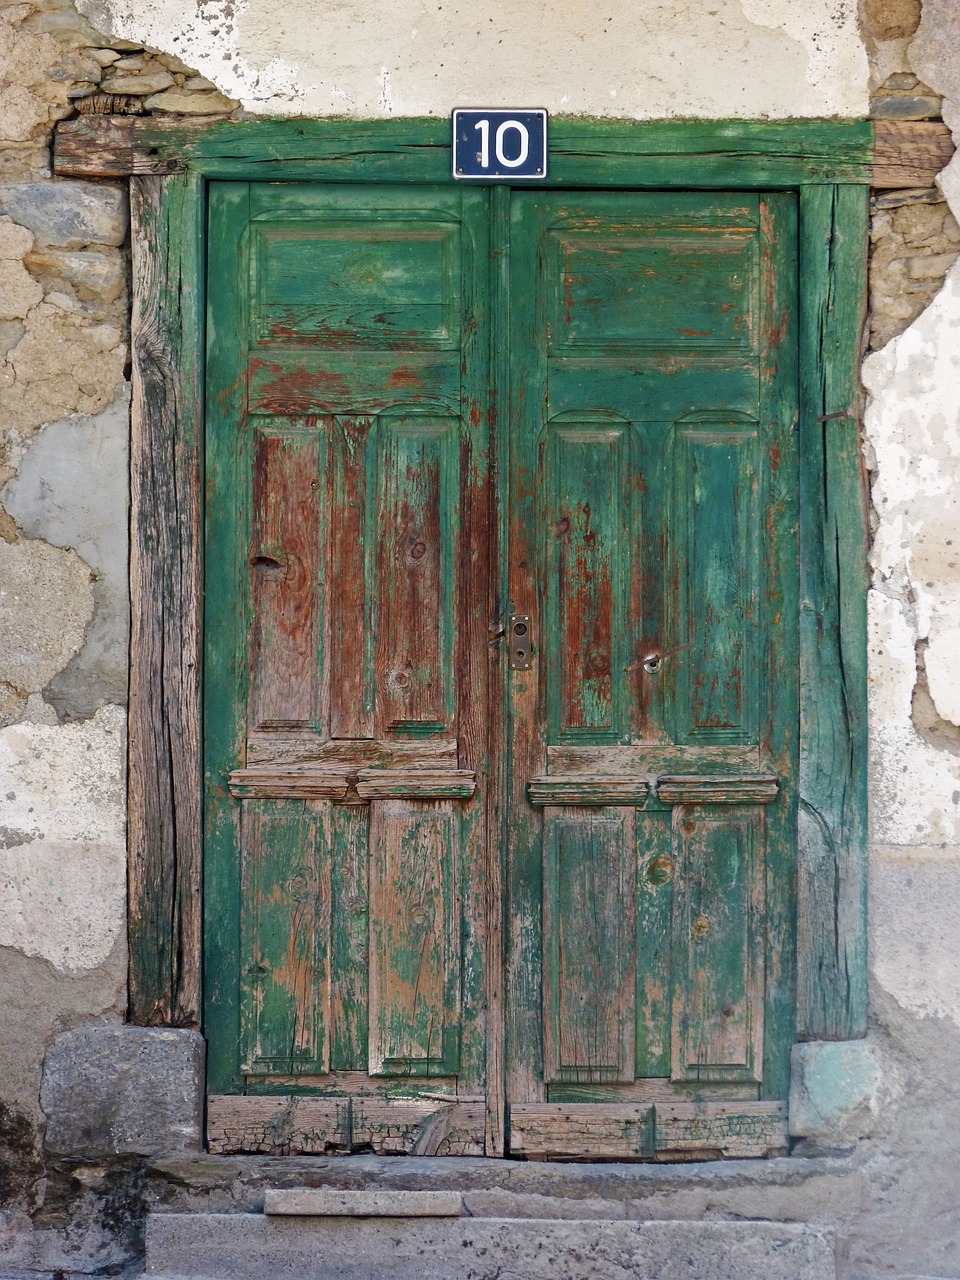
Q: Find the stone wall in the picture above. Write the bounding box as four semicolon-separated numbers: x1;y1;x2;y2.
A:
0;1;958;1276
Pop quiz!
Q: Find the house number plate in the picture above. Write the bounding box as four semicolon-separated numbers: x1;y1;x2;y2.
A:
452;109;548;180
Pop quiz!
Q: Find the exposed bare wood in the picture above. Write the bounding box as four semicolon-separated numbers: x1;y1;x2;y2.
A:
527;776;658;807
871;120;955;189
656;775;779;804
207;1095;483;1156
246;735;458;768
207;1096;350;1155
127;173;203;1027
548;744;760;774
510;1103;655;1159
228;768;349;799
510;1101;787;1160
356;769;476;799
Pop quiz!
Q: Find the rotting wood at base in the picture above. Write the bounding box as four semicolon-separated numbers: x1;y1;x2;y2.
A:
207;1094;484;1156
509;1101;788;1161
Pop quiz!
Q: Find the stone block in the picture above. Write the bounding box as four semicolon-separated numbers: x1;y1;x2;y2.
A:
41;1025;204;1157
146;1212;837;1280
264;1189;464;1217
0;182;127;250
789;1040;883;1148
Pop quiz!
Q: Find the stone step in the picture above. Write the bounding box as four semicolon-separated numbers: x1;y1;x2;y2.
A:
144;1211;837;1280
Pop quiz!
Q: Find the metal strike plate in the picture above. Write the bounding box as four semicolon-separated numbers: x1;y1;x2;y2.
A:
509;614;532;669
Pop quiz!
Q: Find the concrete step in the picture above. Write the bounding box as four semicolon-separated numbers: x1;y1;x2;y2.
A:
144;1211;837;1280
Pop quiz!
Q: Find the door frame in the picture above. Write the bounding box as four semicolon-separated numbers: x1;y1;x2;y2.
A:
66;117;871;1117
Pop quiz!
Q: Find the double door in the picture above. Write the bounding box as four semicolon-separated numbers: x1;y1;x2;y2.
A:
204;181;798;1159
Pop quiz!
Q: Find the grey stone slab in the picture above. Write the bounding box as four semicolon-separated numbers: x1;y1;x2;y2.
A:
264;1189;464;1217
146;1212;836;1280
0;181;128;248
41;1025;204;1158
789;1040;884;1148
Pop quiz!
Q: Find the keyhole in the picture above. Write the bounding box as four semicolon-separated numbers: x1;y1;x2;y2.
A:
643;654;663;674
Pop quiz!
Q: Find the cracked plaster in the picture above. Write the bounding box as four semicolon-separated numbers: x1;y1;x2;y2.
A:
76;0;868;118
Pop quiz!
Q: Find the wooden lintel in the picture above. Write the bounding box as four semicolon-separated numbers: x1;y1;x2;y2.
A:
55;115;942;188
871;120;955;190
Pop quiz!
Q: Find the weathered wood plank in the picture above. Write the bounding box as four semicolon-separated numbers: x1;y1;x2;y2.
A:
656;776;778;805
797;186;869;1040
207;1095;350;1155
509;1101;787;1160
356;769;476;799
246;735;457;768
871;120;955;189
127;172;203;1027
228;768;348;800
207;1095;483;1155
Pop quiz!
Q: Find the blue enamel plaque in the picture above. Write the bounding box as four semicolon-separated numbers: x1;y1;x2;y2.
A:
452;109;548;181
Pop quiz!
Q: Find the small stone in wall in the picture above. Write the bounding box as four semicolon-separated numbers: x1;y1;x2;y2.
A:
861;0;921;42
143;87;238;115
99;68;175;95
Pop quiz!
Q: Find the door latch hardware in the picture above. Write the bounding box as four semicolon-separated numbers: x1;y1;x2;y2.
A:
509;614;532;669
642;653;663;674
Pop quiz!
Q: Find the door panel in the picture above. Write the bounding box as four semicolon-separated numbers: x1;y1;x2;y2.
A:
505;190;798;1152
204;182;798;1160
204;182;490;1155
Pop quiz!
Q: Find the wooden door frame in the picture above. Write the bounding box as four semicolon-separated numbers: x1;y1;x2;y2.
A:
54;114;911;1066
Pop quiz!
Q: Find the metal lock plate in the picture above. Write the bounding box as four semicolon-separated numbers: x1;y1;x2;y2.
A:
509;614;532;669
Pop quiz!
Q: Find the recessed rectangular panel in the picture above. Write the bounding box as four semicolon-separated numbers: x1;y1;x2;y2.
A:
545;418;632;742
368;800;460;1076
248;351;461;416
252;222;461;348
671;806;764;1083
543;808;635;1083
240;800;330;1075
330;416;375;739
671;424;760;744
374;413;457;735
548;230;758;359
249;421;323;732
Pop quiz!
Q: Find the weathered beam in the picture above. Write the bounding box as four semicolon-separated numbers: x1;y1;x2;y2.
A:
54;115;879;185
127;172;204;1027
796;186;870;1041
871;119;955;189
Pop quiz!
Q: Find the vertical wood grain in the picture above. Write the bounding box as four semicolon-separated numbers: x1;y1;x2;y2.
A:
329;416;374;739
797;185;869;1040
249;423;322;731
240;799;331;1074
128;172;204;1027
543;807;635;1084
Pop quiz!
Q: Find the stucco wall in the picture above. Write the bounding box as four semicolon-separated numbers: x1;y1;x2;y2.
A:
0;1;958;1276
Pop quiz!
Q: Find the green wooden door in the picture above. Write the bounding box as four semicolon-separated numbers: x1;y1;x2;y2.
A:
504;191;798;1159
203;182;798;1159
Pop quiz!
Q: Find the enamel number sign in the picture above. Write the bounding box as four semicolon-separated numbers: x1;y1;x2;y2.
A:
452;109;548;181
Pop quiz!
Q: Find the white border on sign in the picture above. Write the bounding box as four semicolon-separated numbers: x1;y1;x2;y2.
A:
452;108;549;181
